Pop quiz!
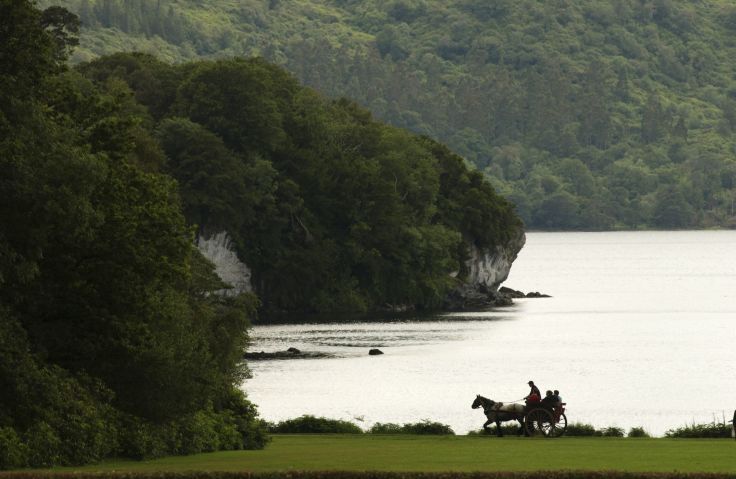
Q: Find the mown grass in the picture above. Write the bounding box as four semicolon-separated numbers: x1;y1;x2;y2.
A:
34;435;736;474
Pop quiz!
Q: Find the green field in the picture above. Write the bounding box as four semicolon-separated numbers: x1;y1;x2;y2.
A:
45;435;736;474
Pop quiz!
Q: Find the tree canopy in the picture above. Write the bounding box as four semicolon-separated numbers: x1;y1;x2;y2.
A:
43;0;736;230
1;1;265;468
78;52;521;313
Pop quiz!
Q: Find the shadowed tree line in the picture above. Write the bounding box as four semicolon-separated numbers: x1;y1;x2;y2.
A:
1;1;520;468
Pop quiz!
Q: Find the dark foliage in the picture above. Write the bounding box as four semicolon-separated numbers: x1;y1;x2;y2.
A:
2;0;519;468
564;423;599;437
1;1;266;469
665;421;732;439
627;427;651;438
268;416;363;434
77;53;521;314
370;420;455;435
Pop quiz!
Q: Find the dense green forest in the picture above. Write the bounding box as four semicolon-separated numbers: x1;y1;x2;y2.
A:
1;2;520;468
77;52;520;313
1;0;269;469
40;0;736;229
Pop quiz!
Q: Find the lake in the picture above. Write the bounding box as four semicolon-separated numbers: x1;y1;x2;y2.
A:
242;231;736;436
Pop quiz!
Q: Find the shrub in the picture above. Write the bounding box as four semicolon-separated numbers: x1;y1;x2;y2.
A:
0;427;27;469
222;389;270;450
599;426;625;437
369;423;404;434
116;415;170;460
270;415;363;434
399;420;455;435
665;420;732;438
177;410;221;455
564;422;598;436
371;420;454;435
116;399;269;461
627;426;651;438
23;422;61;468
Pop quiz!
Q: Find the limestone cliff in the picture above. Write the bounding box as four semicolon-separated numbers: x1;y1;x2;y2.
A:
197;227;526;310
466;227;526;291
196;231;252;296
444;227;526;310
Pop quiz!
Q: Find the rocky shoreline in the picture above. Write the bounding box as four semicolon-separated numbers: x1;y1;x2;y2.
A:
442;284;550;310
499;286;551;299
244;347;334;360
244;347;387;360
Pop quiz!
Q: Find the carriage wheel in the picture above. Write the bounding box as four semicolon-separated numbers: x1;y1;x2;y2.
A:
524;408;554;437
550;413;567;438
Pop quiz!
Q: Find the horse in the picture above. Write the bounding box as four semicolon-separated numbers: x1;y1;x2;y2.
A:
471;394;526;437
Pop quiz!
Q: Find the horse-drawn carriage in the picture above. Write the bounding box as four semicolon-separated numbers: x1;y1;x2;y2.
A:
472;394;568;437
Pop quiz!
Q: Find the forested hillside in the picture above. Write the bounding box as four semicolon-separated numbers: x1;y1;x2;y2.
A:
2;2;520;467
42;0;736;229
77;52;520;313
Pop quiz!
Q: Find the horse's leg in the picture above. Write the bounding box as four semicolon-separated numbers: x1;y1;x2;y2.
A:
519;417;528;436
495;419;503;437
482;418;492;432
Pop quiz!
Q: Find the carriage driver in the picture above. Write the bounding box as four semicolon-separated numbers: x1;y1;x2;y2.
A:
525;380;541;405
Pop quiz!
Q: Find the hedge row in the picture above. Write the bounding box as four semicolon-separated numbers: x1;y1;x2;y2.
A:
2;471;736;479
267;416;736;439
266;417;454;435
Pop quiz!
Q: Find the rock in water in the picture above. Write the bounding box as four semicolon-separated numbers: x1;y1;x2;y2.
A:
499;286;526;298
369;349;384;355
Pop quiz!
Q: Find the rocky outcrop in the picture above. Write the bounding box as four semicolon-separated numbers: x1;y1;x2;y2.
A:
244;349;334;360
500;286;551;298
196;228;528;311
466;228;526;291
196;231;252;296
444;228;526;310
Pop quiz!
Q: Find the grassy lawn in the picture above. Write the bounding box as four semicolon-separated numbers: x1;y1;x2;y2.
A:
45;435;736;474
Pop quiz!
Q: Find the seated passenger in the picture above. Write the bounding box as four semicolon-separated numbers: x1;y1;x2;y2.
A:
552;389;563;408
540;390;556;409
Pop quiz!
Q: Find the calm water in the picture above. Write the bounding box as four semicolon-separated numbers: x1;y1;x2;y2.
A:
242;231;736;436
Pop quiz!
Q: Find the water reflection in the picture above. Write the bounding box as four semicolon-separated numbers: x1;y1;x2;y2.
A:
257;310;516;325
249;316;514;355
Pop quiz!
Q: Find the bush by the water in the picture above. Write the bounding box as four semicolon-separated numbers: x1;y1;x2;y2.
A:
563;423;625;437
564;422;598;436
269;416;363;434
627;426;651;438
598;426;625;437
370;420;455;435
665;420;732;438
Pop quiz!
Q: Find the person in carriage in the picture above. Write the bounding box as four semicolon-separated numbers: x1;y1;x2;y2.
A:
524;380;541;414
525;381;541;404
552;390;563;408
541;390;557;409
